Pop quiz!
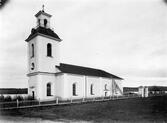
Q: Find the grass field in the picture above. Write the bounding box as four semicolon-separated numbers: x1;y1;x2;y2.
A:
1;96;167;122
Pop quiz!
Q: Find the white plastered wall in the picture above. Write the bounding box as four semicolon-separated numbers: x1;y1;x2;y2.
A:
37;74;58;101
36;14;51;28
37;36;60;73
62;73;116;99
63;73;85;99
28;75;39;99
28;36;60;73
100;77;113;97
86;76;101;98
113;79;123;96
28;37;37;73
54;73;65;99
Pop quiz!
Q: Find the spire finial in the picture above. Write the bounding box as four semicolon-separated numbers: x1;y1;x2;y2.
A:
42;4;45;12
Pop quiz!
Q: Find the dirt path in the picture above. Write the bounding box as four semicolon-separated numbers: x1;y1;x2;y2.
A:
0;116;92;123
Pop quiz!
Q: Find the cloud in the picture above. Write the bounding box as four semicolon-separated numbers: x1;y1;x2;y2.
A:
150;47;167;56
0;0;167;88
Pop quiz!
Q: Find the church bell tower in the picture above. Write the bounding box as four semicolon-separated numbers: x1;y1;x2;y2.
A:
25;6;62;100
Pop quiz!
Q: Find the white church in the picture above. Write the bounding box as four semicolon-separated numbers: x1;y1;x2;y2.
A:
25;8;123;101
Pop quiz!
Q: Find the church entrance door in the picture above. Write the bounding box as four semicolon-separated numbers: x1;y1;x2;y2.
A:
32;91;35;99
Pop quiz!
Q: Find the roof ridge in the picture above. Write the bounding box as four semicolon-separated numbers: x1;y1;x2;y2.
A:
59;63;102;71
56;63;123;80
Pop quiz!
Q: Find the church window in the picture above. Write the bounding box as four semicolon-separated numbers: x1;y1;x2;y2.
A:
47;43;52;57
72;83;77;96
31;44;34;57
105;92;107;97
105;84;107;90
32;91;35;99
44;19;47;27
90;84;94;95
38;19;40;26
31;63;35;70
47;83;51;96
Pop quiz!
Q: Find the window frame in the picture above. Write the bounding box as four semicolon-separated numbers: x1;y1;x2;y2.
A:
47;43;52;57
31;63;35;70
90;84;94;95
47;83;52;96
31;44;34;58
104;84;107;90
44;19;47;27
72;83;77;96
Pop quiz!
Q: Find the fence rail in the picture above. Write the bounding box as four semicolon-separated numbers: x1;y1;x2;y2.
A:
0;94;141;110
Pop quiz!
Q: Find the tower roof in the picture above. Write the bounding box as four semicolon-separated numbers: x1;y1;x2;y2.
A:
25;26;61;42
35;10;52;18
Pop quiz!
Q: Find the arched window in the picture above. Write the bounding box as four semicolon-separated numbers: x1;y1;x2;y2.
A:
105;92;107;97
47;83;51;96
31;63;35;70
90;84;94;95
31;44;34;57
47;43;52;57
38;19;40;26
44;19;47;27
104;84;107;90
72;83;77;96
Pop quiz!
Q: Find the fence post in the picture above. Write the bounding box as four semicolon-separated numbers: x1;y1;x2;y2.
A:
82;97;85;102
93;97;95;101
17;99;19;108
56;98;58;104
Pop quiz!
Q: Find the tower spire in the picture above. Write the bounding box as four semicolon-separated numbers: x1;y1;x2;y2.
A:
42;4;45;12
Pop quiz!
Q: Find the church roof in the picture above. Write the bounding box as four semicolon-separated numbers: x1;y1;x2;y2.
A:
56;63;123;80
25;26;61;42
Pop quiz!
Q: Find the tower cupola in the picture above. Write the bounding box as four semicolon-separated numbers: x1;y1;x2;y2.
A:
35;5;52;28
25;5;61;42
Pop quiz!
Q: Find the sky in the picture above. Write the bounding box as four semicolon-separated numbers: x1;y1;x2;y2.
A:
0;0;167;88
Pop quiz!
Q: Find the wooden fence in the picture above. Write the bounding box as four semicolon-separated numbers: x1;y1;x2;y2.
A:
0;94;141;110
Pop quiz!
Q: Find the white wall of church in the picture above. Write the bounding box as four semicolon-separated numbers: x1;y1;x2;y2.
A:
28;37;38;73
28;35;60;74
114;79;123;96
37;74;56;100
86;76;101;98
36;14;51;28
101;78;113;97
61;73;117;100
54;73;65;99
28;75;39;99
37;36;60;73
63;73;85;99
28;74;56;101
28;73;123;101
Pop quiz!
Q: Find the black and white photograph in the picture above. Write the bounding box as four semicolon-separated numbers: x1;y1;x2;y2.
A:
0;0;167;122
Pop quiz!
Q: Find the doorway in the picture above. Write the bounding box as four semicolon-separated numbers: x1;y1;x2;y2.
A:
105;92;107;97
32;91;35;99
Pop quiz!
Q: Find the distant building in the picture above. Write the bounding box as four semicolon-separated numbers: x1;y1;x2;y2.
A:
136;86;167;97
139;86;148;97
25;8;123;101
123;87;139;95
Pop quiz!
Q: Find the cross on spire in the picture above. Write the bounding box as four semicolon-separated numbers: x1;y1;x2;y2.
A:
42;4;45;12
